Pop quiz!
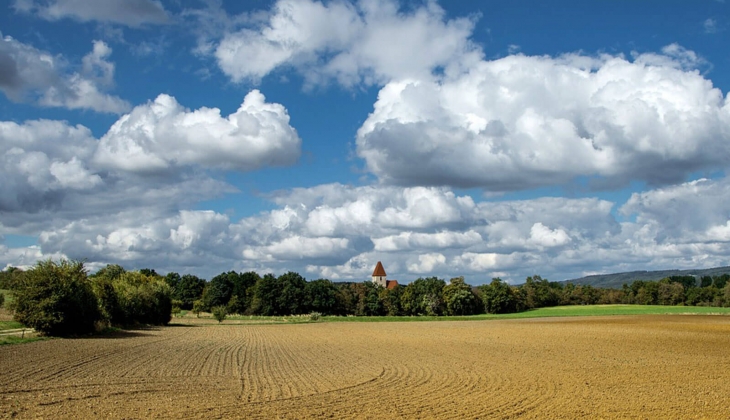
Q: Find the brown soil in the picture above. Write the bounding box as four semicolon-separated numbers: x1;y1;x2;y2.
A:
1;315;729;419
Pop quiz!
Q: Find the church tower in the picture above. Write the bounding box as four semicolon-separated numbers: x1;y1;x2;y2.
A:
371;261;387;287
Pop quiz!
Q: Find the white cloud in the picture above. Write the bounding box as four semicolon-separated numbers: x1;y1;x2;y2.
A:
0;35;130;113
407;252;446;273
373;230;482;252
93;90;301;173
621;177;730;243
528;222;572;248
357;47;730;190
213;0;480;86
4;177;730;282
0;244;67;271
14;0;170;27
244;236;352;262
0;119;99;212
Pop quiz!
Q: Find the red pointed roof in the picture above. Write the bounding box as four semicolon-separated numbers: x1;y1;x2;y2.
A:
372;261;386;277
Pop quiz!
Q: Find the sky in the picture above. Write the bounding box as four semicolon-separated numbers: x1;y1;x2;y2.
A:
1;0;729;284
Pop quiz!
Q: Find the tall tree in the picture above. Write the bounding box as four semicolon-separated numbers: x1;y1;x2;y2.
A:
480;278;518;314
278;272;307;315
442;277;479;315
177;274;206;309
306;279;338;315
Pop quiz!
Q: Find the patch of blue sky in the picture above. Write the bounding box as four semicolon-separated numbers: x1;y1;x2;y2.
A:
2;235;37;248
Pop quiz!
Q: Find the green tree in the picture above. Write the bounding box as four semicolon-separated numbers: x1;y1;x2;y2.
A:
305;279;338;315
13;259;101;336
232;271;260;314
203;272;235;310
657;279;685;305
139;268;160;278
479;278;518;314
442;277;479;315
334;283;360;315
400;277;446;316
251;274;281;315
521;275;561;309
278;272;307;315
226;295;241;315
192;299;204;317
92;264;126;281
669;275;697;290
177;274;206;309
685;286;720;306
713;274;729;289
379;286;402;316
112;271;173;326
90;273;122;325
363;281;384;316
164;272;181;290
0;266;25;290
212;306;227;323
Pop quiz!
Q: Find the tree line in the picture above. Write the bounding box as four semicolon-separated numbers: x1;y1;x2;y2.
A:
2;260;730;337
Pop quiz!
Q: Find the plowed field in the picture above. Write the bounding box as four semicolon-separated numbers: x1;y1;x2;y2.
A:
2;315;730;419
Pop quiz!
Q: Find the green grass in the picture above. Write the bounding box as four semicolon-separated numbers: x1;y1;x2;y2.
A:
0;336;47;346
321;305;730;323
0;321;24;330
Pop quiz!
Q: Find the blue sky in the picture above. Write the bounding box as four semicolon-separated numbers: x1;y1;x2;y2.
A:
1;0;729;284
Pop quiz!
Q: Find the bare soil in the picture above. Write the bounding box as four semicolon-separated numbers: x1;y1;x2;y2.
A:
1;315;729;419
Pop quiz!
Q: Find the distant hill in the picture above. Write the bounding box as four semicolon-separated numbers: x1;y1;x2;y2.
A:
560;266;730;289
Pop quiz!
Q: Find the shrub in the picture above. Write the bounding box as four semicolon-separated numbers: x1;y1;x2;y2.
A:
171;299;183;317
113;272;172;326
192;299;204;318
212;306;227;323
309;311;321;321
13;259;101;336
0;292;4;309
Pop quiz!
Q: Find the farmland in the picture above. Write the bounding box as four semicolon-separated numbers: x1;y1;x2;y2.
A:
2;315;730;418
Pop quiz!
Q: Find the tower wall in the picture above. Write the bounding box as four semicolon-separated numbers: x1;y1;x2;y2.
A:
372;275;387;287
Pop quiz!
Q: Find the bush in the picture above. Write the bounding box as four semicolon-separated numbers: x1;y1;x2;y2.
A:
113;272;173;326
13;260;101;336
192;299;204;318
171;299;183;317
212;306;227;323
0;292;4;309
309;311;321;321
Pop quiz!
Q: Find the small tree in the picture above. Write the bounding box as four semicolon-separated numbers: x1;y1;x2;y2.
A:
212;306;227;323
171;299;183;317
192;299;204;318
0;292;5;309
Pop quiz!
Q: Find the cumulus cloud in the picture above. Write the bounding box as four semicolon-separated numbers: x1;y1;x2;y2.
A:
0;244;67;271
0;120;100;213
13;0;170;27
0;89;300;256
213;0;480;86
621;177;730;244
356;47;730;190
94;90;301;173
4;177;730;282
407;252;446;273
0;35;130;113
